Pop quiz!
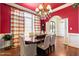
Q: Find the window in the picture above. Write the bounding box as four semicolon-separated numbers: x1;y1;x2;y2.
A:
50;21;55;33
24;12;33;37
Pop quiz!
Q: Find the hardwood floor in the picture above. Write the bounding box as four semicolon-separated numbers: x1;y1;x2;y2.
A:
0;47;20;56
0;36;79;56
49;36;79;56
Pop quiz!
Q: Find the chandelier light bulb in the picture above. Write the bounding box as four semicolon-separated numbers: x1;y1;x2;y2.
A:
35;8;39;12
39;4;43;10
44;12;47;15
47;5;51;10
49;9;52;13
38;11;42;15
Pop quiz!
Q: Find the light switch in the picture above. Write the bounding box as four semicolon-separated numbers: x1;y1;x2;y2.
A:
70;27;72;30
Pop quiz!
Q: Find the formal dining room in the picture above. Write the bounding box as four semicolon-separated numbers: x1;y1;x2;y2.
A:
0;3;79;56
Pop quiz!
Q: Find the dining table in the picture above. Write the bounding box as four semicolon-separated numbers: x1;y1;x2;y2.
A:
23;34;46;56
24;34;46;44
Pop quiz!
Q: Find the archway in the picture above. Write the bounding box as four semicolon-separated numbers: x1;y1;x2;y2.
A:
46;15;68;37
46;15;62;36
46;15;69;45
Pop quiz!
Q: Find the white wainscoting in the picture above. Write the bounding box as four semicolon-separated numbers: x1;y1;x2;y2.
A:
68;33;79;48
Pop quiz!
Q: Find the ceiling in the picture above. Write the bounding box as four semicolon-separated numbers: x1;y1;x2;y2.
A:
17;3;65;11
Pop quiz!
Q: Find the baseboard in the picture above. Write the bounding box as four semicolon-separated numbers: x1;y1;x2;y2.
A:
64;43;79;48
68;33;79;36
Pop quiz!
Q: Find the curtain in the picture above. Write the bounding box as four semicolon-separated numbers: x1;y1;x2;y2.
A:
11;7;24;47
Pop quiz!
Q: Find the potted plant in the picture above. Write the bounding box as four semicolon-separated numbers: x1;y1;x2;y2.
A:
2;34;13;49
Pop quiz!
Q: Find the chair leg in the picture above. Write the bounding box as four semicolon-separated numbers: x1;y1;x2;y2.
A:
53;45;55;52
50;46;53;52
48;47;50;54
49;46;51;53
49;45;55;53
45;48;50;55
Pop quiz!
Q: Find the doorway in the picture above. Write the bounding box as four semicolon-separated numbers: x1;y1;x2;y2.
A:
59;18;68;38
46;16;68;44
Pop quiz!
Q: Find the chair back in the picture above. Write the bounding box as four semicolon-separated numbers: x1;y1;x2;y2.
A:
19;34;25;56
50;34;56;46
43;35;51;49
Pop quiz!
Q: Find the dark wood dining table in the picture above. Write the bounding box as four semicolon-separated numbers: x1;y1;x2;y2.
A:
25;34;46;44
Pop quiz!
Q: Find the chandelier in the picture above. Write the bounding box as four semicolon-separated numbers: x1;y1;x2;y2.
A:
35;3;52;19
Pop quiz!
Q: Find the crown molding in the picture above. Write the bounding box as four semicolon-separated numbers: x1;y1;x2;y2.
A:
52;3;74;13
5;3;36;15
5;3;74;15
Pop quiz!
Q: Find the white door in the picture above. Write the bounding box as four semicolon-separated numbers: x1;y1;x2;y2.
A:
59;18;68;38
59;20;65;36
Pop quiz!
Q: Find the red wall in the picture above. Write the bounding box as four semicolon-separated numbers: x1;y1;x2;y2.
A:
0;4;78;33
0;4;1;33
78;6;79;33
41;20;46;31
45;6;79;33
0;4;11;33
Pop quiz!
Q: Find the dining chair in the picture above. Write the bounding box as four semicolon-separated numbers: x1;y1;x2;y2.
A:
49;34;56;52
37;35;51;55
19;34;37;56
19;34;26;56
